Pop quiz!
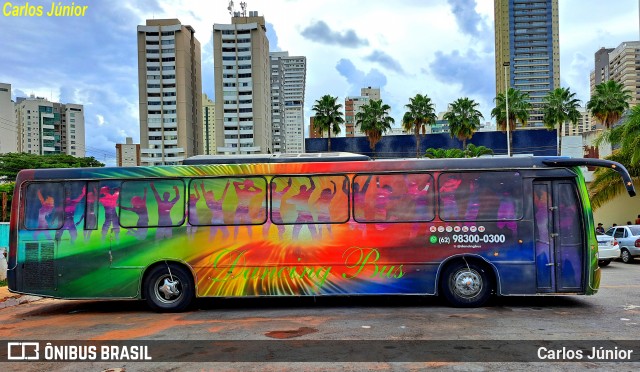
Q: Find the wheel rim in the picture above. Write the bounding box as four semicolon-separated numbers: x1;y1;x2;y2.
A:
451;268;483;299
622;250;630;262
153;274;183;304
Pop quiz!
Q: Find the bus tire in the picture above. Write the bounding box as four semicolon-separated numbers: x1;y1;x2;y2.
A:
144;263;194;312
441;261;493;308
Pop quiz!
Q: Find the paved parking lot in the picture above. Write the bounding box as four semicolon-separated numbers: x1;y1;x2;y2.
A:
1;260;639;370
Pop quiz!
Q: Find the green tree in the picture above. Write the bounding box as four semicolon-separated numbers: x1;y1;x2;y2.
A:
597;105;640;166
542;87;581;155
491;88;531;156
424;145;493;159
589;150;640;209
589;105;640;209
586;80;631;129
424;148;465;159
356;99;395;158
0;182;14;222
311;95;344;152
444;97;484;150
464;144;494;158
0;153;104;182
402;93;437;158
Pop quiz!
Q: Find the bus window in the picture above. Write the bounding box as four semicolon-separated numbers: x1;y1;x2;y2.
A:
353;173;435;223
55;182;87;243
24;183;64;230
230;177;267;228
271;175;349;224
84;182;100;230
438;172;523;221
120;180;185;230
188;177;267;226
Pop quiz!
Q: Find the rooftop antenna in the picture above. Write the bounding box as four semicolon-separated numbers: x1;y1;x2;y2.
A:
227;0;234;15
240;1;247;17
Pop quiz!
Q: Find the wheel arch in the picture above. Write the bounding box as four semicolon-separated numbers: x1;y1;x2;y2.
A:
436;254;500;296
140;259;198;300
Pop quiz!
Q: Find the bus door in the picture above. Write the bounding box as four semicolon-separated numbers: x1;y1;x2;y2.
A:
533;180;584;293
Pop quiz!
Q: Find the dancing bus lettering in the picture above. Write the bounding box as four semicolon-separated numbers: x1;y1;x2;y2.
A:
208;247;404;288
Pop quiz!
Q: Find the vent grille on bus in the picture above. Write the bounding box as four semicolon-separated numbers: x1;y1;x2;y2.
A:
23;241;55;290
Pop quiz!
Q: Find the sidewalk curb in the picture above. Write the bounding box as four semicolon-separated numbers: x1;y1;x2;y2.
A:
0;295;42;309
0;287;42;309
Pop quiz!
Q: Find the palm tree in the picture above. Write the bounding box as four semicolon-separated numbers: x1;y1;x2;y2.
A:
311;95;344;152
424;148;465;159
598;105;640;165
589;150;640;209
586;80;631;129
464;144;494;158
402;94;437;158
542;87;581;155
589;105;640;209
491;88;531;156
355;99;395;158
444;97;484;151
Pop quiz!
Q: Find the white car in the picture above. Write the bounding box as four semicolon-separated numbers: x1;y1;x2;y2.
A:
605;225;640;263
596;232;620;267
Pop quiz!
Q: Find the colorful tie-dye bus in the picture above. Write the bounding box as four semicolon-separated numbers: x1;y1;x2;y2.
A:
6;154;636;311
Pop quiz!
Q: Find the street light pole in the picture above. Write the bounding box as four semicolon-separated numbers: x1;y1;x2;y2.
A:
504;61;511;157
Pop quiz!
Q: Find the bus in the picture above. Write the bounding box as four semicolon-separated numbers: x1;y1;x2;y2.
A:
6;154;636;312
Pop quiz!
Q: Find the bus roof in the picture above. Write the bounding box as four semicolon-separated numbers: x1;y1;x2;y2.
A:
183;152;371;165
14;155;636;197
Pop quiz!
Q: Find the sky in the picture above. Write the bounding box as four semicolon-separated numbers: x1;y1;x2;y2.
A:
0;0;638;164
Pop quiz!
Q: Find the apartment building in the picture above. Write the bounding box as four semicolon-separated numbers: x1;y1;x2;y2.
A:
137;18;203;165
213;10;271;154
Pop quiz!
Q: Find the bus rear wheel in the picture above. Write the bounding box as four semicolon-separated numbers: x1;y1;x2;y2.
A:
144;263;194;312
441;261;493;308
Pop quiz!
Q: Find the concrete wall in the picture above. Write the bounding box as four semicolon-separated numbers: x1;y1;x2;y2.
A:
592;181;640;229
305;129;558;157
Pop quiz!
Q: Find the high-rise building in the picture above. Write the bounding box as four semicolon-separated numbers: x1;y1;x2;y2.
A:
592;47;615;87
116;137;141;166
270;51;306;153
606;41;640;107
213;10;271;154
588;41;640;131
495;0;560;128
345;87;381;137
14;95;85;156
0;83;18;153
202;93;216;155
562;107;593;136
361;86;380;101
309;116;322;139
270;53;285;152
137;19;203;165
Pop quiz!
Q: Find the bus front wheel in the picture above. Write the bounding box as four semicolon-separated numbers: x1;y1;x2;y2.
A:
441;261;493;307
144;263;194;312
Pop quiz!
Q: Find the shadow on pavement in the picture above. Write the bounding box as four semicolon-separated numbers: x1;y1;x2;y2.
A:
12;292;588;317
